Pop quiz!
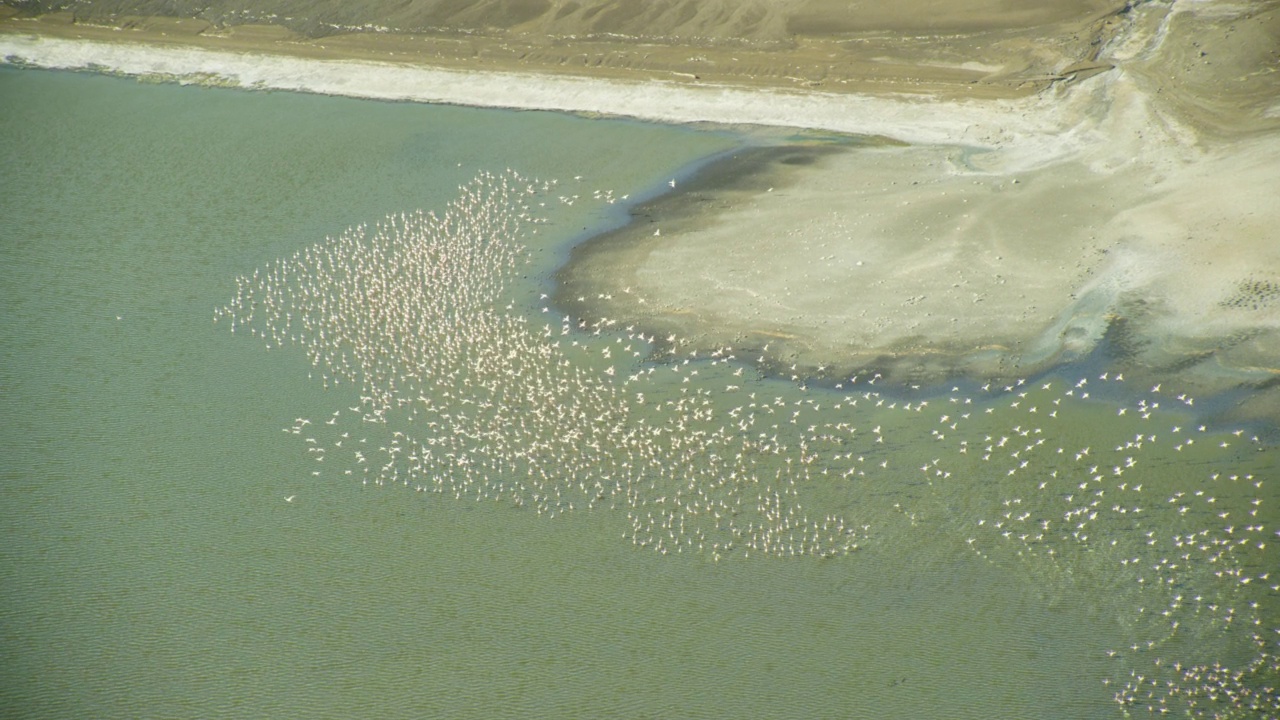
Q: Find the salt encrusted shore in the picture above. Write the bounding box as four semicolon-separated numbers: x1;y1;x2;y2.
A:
0;31;1088;163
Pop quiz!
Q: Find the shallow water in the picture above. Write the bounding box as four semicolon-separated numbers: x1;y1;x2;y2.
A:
1;67;1276;719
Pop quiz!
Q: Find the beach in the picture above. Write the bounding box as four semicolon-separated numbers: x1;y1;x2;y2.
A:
0;2;1128;98
3;1;1279;421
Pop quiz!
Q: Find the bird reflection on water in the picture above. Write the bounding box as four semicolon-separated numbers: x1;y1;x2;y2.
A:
220;170;1278;718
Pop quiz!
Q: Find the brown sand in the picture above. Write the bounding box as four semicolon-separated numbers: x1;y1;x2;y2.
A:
4;1;1279;420
0;2;1129;98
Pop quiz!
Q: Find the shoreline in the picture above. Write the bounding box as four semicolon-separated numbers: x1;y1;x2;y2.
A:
0;6;1126;100
0;27;1099;165
555;128;1280;423
3;2;1279;424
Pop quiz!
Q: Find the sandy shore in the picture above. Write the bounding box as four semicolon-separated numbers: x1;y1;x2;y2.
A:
0;11;1118;160
1;2;1126;98
3;1;1279;421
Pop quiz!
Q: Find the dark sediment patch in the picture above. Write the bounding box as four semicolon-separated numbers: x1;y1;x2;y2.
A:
1218;276;1280;312
1097;312;1148;365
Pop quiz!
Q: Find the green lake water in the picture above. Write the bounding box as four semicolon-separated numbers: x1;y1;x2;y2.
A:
1;67;1276;719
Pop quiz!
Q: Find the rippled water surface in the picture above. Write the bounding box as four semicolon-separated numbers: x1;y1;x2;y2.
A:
1;67;1276;719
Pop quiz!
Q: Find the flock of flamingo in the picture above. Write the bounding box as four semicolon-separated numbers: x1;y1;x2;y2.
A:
218;169;1278;717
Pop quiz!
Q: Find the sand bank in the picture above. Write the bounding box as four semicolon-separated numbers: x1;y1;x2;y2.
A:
1;2;1127;98
3;1;1279;420
558;132;1280;409
0;23;1107;166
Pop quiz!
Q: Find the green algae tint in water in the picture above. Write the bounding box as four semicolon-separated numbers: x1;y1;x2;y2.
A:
3;65;1277;720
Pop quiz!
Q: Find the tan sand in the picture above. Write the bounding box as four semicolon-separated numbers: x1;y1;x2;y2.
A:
0;2;1128;98
557;143;1129;378
558;127;1280;407
3;0;1278;420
